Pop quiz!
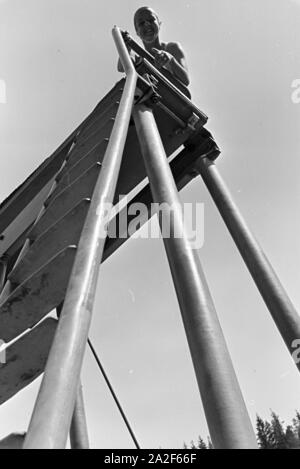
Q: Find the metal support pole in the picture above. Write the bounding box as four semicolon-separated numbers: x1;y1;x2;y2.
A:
0;258;7;292
70;384;89;449
23;27;137;449
133;104;257;449
55;304;89;450
195;157;300;370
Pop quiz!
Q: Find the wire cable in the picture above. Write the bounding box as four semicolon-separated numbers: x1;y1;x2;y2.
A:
88;338;140;449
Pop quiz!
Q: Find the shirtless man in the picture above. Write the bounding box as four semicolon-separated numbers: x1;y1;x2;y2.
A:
119;7;190;88
133;7;190;86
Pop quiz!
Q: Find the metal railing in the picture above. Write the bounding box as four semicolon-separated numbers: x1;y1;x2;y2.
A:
24;26;137;449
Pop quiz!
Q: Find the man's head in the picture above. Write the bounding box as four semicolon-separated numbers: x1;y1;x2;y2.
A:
134;7;161;44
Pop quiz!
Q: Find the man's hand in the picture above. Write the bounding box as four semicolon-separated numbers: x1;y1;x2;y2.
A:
152;48;173;68
123;31;132;53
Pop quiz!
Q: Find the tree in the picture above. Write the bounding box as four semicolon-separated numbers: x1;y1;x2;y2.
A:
190;440;197;449
270;412;287;449
285;425;299;449
197;437;207;449
292;411;300;441
256;415;274;449
185;410;300;450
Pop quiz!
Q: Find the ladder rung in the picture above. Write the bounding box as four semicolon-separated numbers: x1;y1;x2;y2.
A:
66;119;114;168
0;246;76;342
79;82;123;132
77;100;120;143
0;318;57;406
46;146;105;207
31;163;101;238
50;142;107;200
56;139;107;191
10;199;90;285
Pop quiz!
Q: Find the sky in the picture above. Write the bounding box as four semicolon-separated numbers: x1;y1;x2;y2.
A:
0;0;300;449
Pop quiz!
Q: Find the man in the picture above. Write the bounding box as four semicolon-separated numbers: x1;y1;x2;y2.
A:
119;7;190;88
134;7;190;87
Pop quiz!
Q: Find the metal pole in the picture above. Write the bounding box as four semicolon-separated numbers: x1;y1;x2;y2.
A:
55;304;89;450
23;27;137;449
195;157;300;369
133;104;257;449
0;258;7;292
70;384;89;449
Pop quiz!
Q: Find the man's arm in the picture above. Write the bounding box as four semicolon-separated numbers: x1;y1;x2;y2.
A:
162;42;190;87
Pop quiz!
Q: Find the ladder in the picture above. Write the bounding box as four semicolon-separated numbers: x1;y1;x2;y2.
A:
0;27;299;449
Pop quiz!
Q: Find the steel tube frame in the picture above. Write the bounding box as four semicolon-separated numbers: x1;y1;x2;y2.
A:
23;27;137;449
133;104;257;449
196;157;300;370
0;258;7;292
70;384;90;449
55;304;89;450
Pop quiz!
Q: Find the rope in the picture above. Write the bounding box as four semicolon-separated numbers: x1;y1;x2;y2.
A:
88;338;140;449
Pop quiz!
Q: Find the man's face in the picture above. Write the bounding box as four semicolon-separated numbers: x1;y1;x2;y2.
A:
135;8;161;43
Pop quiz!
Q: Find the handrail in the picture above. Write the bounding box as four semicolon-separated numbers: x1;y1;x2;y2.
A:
121;30;208;123
121;30;191;96
24;26;137;449
137;57;208;122
114;27;137;76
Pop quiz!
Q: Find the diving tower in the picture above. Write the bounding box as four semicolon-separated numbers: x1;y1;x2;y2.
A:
0;27;299;450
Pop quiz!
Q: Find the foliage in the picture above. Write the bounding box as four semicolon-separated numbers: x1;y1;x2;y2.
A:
185;410;300;449
256;411;300;449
